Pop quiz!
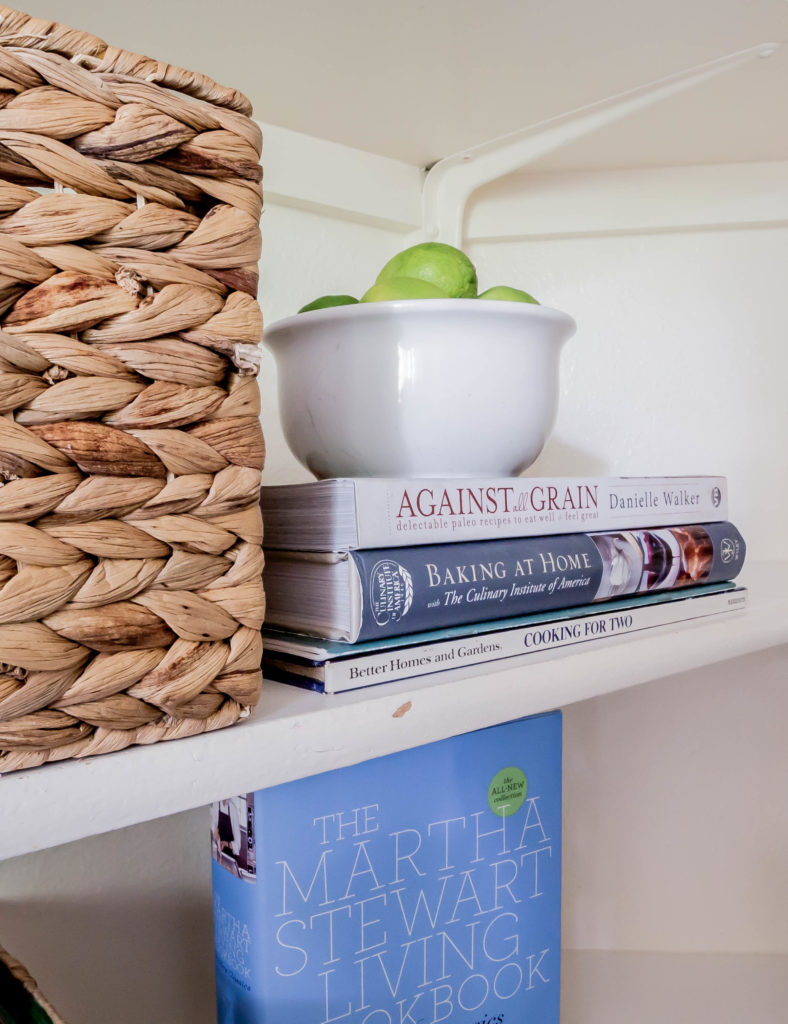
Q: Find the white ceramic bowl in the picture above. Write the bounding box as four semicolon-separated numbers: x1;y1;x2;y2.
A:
265;299;576;478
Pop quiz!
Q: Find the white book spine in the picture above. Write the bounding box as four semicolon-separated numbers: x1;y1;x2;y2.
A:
322;587;746;692
352;476;727;548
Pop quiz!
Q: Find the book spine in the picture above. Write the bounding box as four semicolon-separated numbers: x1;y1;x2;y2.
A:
353;476;727;547
319;587;746;691
350;522;745;641
212;796;259;1022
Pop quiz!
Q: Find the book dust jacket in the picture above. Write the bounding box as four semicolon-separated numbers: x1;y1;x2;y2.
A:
212;712;562;1024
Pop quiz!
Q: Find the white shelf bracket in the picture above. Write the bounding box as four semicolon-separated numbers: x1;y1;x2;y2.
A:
422;42;781;247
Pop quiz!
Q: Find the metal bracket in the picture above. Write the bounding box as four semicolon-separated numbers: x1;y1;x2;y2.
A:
422;42;781;247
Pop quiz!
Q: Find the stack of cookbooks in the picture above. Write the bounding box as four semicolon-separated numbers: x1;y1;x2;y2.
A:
261;476;747;693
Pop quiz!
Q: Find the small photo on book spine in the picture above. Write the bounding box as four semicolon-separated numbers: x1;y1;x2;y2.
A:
672;525;715;584
211;794;257;882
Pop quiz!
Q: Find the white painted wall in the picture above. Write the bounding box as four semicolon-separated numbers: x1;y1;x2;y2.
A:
466;214;788;562
259;201;417;484
562;644;788;955
0;809;215;1023
1;158;786;1023
464;188;788;959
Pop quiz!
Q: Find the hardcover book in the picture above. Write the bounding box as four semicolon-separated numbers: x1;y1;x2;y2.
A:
260;475;727;550
262;584;748;693
212;713;562;1024
263;521;746;641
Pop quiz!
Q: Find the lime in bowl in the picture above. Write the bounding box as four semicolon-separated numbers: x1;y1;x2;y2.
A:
265;298;576;479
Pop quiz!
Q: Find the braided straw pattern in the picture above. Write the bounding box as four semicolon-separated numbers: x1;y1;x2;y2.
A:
0;7;264;772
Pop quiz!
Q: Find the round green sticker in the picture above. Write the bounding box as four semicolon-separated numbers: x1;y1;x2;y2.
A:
488;766;528;817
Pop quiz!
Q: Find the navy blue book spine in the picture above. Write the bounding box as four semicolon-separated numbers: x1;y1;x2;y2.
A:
350;522;745;641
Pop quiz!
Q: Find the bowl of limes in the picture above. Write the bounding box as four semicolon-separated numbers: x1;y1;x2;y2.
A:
266;242;576;478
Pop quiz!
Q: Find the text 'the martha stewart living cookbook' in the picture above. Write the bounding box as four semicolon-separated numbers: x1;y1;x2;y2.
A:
212;713;562;1024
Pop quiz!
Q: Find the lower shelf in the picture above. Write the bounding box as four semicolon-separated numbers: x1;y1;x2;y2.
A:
1;562;786;861
562;949;788;1024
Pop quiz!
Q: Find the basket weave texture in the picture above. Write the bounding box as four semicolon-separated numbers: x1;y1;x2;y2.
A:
0;6;265;772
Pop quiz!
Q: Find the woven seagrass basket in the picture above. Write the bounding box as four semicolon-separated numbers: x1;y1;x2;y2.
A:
0;943;67;1023
0;6;265;772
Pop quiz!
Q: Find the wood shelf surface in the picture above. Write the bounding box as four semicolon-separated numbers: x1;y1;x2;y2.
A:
2;561;786;862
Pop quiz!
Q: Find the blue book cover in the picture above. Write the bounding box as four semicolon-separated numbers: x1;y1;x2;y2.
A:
349;521;745;641
212;712;562;1024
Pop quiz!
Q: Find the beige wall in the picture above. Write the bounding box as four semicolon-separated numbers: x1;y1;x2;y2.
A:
563;645;788;953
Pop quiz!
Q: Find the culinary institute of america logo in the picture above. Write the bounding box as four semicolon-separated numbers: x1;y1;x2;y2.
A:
369;559;413;626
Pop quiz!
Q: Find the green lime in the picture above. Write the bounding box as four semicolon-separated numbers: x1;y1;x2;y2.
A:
478;285;539;304
376;242;478;298
298;294;358;314
361;277;449;302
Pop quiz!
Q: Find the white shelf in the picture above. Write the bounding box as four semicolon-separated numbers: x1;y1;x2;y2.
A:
562;949;788;1024
1;562;785;862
